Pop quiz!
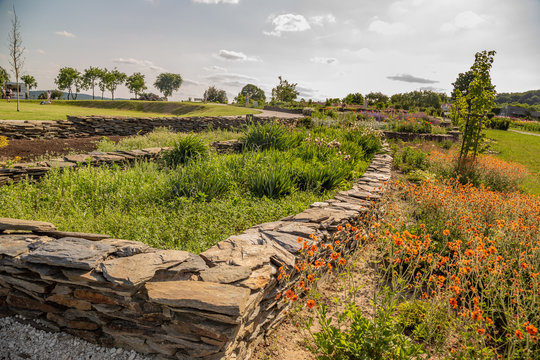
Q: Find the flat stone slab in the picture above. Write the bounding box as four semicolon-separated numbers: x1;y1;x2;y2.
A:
146;280;250;316
0;218;56;232
100;250;190;287
21;237;114;270
199;265;251;284
35;230;110;241
0;234;52;257
101;239;150;257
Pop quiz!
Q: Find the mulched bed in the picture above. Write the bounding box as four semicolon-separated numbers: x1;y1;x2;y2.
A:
0;136;124;162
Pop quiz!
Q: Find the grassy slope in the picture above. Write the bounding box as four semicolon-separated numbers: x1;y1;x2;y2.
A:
485;129;540;194
0;100;259;120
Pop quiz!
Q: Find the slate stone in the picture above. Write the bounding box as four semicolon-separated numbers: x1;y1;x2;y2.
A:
7;293;59;313
0;234;51;257
260;231;307;254
0;218;56;232
146;280;250;316
0;274;50;294
238;265;276;290
21;237;114;270
199;265;251;284
46;294;92;311
35;230;110;241
101;238;150;257
100;250;190;287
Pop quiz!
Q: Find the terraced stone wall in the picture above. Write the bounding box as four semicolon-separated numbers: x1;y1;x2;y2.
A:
0;152;392;359
0;115;297;140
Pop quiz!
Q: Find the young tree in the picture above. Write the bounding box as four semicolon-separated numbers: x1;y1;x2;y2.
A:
365;92;389;106
343;92;364;105
0;66;9;88
154;73;182;99
103;68;127;100
98;68;108;100
236;84;266;105
271;76;299;103
81;67;103;100
54;67;80;100
204;86;228;103
8;5;25;111
21;74;37;99
126;72;147;100
454;50;497;167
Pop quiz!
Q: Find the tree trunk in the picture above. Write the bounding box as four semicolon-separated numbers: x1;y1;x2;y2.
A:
112;91;114;101
16;74;19;112
92;84;95;100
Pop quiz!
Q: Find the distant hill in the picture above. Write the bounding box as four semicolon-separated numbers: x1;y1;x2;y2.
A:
27;90;128;101
496;90;540;106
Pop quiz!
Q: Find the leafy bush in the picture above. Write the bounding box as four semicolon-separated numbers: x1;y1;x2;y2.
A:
390;119;433;134
512;120;540;133
248;163;295;198
297;116;314;129
396;300;450;346
393;146;428;174
162;135;208;167
170;158;231;201
295;159;351;193
242;121;295;151
487;116;511;130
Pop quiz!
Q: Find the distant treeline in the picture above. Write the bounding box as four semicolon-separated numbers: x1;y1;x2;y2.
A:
496;90;540;107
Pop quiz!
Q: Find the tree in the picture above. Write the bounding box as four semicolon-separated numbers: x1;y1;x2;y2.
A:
453;50;497;167
103;68;127;100
271;76;299;103
126;72;147;100
8;5;25;111
204;86;228;103
154;73;182;99
81;67;103;100
0;66;9;88
55;67;80;100
237;84;266;105
98;68;108;100
365;92;389;106
343;93;364;105
21;74;37;99
451;70;475;101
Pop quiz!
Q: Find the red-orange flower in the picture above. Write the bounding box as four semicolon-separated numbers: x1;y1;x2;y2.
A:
330;252;341;260
515;330;524;339
443;229;450;236
339;257;347;265
306;299;316;309
526;324;538;336
449;298;458;309
477;328;485;334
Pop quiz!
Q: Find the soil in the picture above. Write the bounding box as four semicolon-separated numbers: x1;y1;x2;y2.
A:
0;136;124;162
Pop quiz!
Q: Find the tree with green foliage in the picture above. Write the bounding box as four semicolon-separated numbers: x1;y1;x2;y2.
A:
343;93;364;105
103;68;127;100
126;72;147;100
271;76;299;103
0;66;9;88
54;67;80;100
81;67;104;100
8;5;25;111
365;92;389;106
452;50;496;167
97;68;108;100
154;73;182;99
451;70;475;101
204;86;228;103
236;84;266;105
21;74;37;99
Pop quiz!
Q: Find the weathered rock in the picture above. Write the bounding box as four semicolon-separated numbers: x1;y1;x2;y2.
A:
21;237;114;270
73;289;121;305
46;294;92;311
146;281;250;316
36;230;110;241
46;312;99;330
100;250;190;287
0;274;50;294
101;238;150;257
7;293;59;313
238;265;276;290
199;265;251;284
259;231;307;254
0;218;56;232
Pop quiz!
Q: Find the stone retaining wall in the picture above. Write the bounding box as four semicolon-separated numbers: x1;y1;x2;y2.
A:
0;115;297;140
0;152;392;359
383;130;460;142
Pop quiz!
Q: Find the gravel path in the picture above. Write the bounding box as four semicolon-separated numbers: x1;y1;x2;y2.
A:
0;316;155;360
508;129;540;137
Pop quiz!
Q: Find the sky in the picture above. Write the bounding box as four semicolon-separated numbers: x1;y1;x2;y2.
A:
0;0;539;101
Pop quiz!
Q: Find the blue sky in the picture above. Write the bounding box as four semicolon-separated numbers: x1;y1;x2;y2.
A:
1;0;539;101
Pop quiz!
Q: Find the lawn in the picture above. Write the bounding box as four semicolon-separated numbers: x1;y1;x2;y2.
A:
0;123;381;253
485;129;540;194
0;100;259;120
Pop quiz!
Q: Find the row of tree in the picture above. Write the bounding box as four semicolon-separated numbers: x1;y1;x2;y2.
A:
53;67;183;100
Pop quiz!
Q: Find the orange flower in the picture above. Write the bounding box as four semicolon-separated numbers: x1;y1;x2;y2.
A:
443;229;450;236
291;294;298;302
477;328;485;334
449;298;458;309
296;237;303;243
330;252;341;260
307;274;315;282
337;225;343;231
526;324;538;336
306;299;316;309
339;257;347;265
515;330;524;340
311;244;318;252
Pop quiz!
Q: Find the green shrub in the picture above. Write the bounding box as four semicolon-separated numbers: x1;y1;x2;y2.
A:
512;120;540;133
248;163;295;198
242;121;295;151
396;300;450;346
390;120;432;134
393;146;428;174
295;159;351;193
487;117;510;130
170;158;231;201
163;135;208;167
297;116;314;129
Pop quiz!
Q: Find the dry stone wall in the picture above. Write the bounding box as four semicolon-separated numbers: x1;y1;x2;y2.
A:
0;151;392;359
383;129;460;142
0;116;297;140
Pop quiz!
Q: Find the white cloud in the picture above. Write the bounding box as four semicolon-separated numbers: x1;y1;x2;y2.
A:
310;57;338;65
353;48;375;61
441;11;486;32
205;72;258;87
183;79;201;86
36;49;45;54
309;14;336;26
55;31;76;38
204;65;228;72
368;18;410;35
216;49;260;62
191;0;240;4
113;57;166;72
387;73;438;84
264;14;311;37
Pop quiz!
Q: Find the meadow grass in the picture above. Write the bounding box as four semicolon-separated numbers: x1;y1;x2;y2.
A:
485;129;540;194
0;100;259;121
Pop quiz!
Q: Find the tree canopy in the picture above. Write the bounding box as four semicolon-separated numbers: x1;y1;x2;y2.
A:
204;86;228;104
81;67;104;100
54;67;81;100
126;72;147;99
0;66;9;87
154;73;182;98
390;90;443;111
21;74;37;98
343;92;364;105
365;92;389;106
271;76;299;102
240;84;266;103
102;68;127;100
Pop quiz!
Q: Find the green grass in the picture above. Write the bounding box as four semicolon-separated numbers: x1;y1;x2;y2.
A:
0;124;381;252
485;129;540;194
0;100;259;121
